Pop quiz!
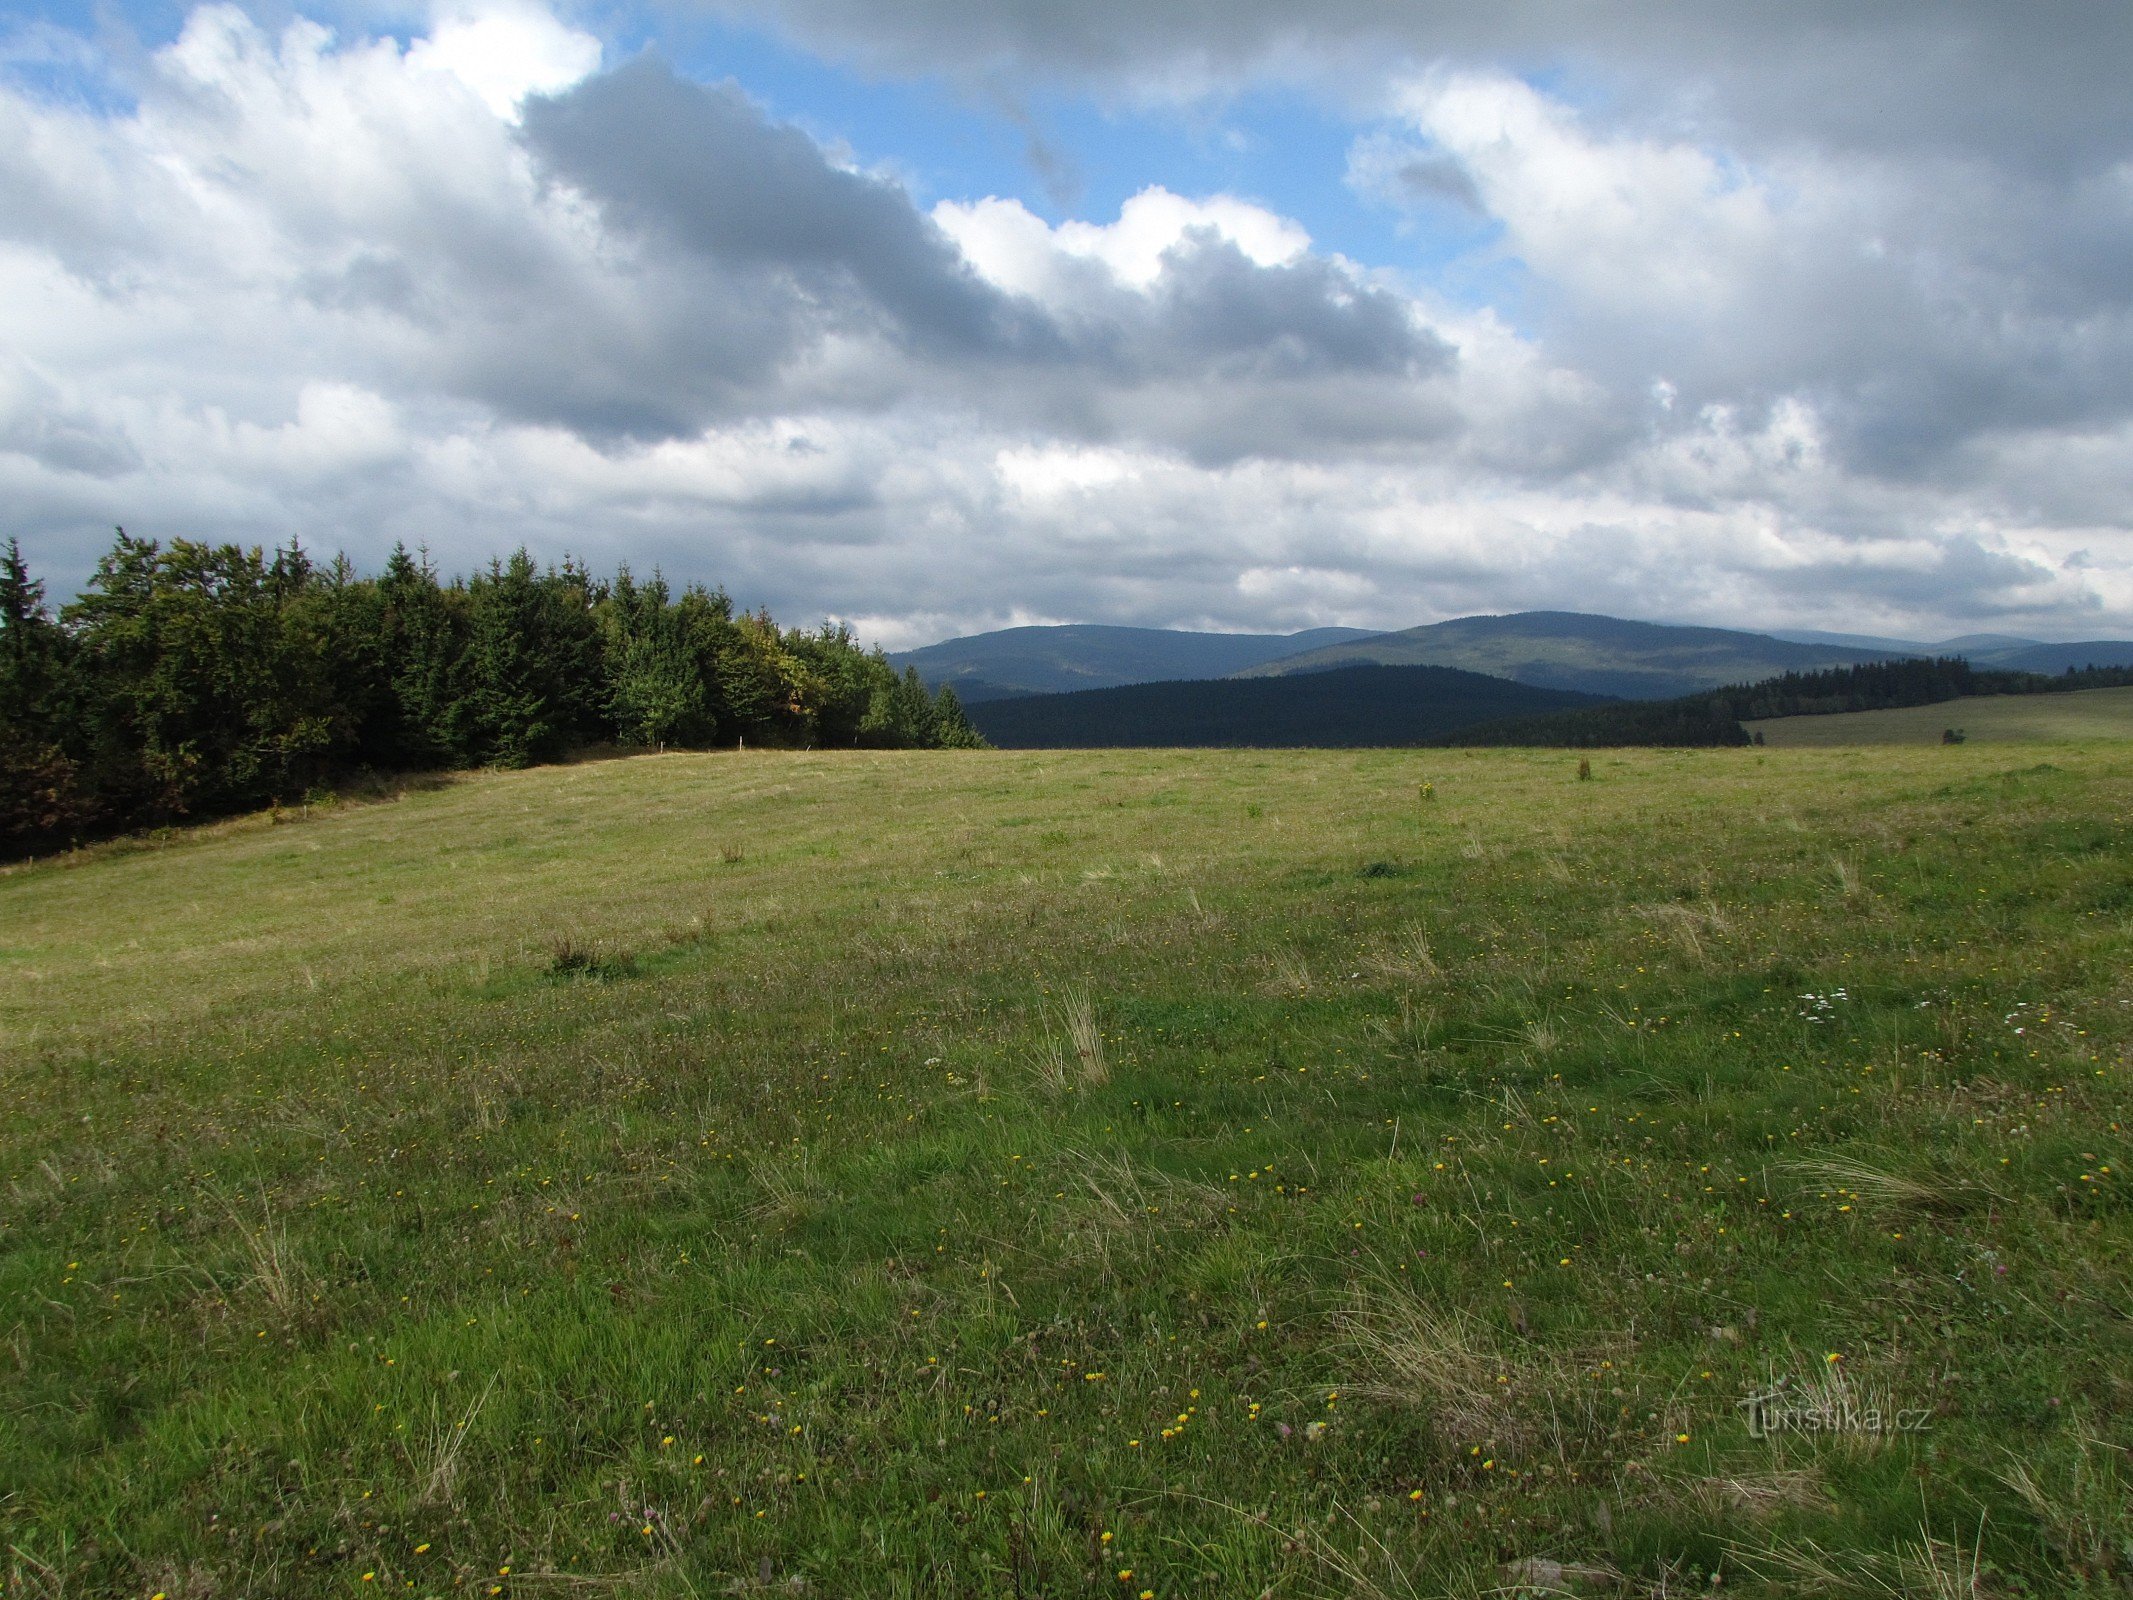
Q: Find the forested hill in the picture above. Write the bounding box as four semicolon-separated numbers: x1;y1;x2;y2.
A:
0;532;982;857
890;622;1380;701
967;663;1603;747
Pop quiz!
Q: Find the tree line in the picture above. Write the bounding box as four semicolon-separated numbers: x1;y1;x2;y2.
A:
0;530;983;857
1444;655;2133;748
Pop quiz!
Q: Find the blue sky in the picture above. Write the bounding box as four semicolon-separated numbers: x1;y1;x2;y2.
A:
6;0;1499;277
2;0;2128;643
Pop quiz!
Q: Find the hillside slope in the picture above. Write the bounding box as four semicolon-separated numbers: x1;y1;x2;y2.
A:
966;661;1602;747
1241;610;1899;699
4;746;2130;1595
890;622;1378;701
1440;657;2133;749
1747;683;2133;744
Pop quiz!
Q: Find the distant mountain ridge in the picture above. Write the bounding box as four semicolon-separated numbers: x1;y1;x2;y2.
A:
1236;611;1911;700
965;663;1604;748
889;623;1376;701
900;613;2133;709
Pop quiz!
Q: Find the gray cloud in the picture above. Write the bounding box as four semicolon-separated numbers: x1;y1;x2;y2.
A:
698;1;2133;172
1141;235;1443;380
522;58;1029;359
688;0;2133;488
0;0;2126;645
496;58;1459;459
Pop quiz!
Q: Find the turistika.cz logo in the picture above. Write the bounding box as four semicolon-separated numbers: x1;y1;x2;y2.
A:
1739;1386;1933;1437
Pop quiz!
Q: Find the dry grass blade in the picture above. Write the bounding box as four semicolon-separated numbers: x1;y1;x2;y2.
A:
1150;1487;1452;1600
414;1372;498;1507
743;1150;818;1224
1066;1147;1147;1229
1362;923;1440;984
1635;901;1731;965
1679;1466;1828;1519
1337;1291;1531;1450
1994;1440;2124;1576
4;1544;65;1600
1257;948;1314;997
1063;989;1107;1086
222;1196;309;1316
1788;1154;1999;1216
1739;1516;1987;1598
1030;1018;1072;1093
1498;1554;1624;1594
1062;1147;1228;1231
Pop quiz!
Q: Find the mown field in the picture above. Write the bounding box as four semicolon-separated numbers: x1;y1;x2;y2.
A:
2;745;2129;1598
1748;684;2133;746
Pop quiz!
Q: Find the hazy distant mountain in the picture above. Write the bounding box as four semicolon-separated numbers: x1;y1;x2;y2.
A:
1239;611;1899;700
1764;628;1939;654
1928;633;2052;654
965;663;1603;748
890;623;1379;701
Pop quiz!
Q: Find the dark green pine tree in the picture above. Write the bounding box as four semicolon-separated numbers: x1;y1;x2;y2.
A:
542;556;609;746
786;625;879;746
379;544;470;766
713;609;794;746
0;536;58;720
463;552;556;768
673;583;738;742
930;684;987;749
860;664;940;747
275;546;387;781
0;537;89;848
603;568;708;748
61;533;347;815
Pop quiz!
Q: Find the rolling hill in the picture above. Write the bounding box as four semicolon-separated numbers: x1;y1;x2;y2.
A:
889;623;1378;701
965;662;1604;747
1236;611;1900;699
4;744;2129;1594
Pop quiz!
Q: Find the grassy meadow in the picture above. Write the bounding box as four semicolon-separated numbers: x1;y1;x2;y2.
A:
1748;684;2133;747
2;745;2130;1597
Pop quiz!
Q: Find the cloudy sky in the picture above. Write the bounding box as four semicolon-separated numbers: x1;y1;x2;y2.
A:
3;0;2129;645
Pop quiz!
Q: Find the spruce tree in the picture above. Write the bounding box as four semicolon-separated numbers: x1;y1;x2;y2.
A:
604;569;708;747
930;684;987;749
0;536;57;720
380;544;469;765
0;538;89;848
463;553;554;768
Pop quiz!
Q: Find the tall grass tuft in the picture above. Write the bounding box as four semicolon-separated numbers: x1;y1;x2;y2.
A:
1337;1291;1535;1451
1789;1153;1999;1216
227;1198;310;1318
1031;989;1110;1090
1064;989;1108;1085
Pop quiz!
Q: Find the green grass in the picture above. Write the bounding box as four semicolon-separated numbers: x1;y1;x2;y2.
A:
3;745;2130;1598
1749;683;2133;745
